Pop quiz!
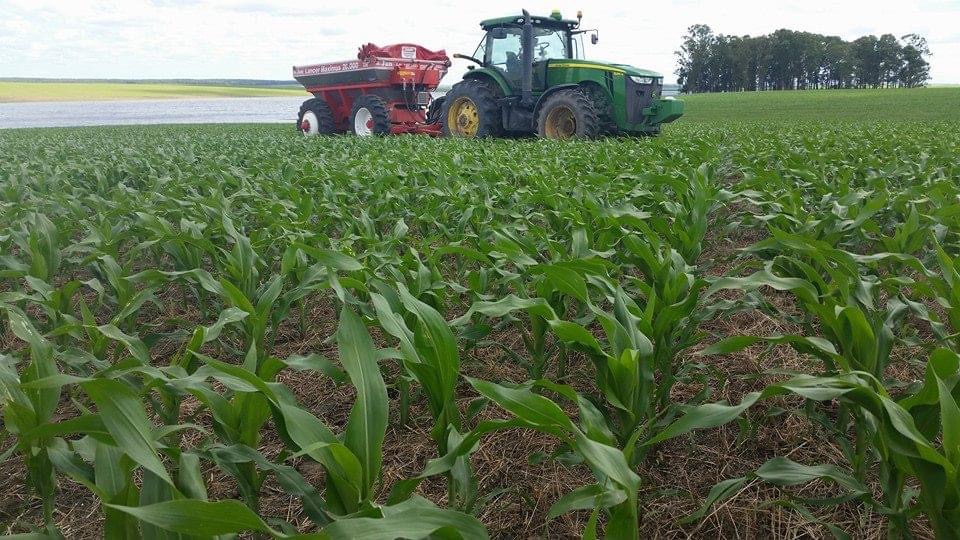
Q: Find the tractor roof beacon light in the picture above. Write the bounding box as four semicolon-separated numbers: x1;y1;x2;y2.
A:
550;9;562;20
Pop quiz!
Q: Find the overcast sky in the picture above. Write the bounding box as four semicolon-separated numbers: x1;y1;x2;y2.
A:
1;0;958;84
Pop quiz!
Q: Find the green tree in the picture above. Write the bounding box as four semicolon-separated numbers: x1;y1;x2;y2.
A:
899;33;931;87
675;25;928;93
876;34;904;87
851;35;881;87
822;37;853;88
675;24;715;93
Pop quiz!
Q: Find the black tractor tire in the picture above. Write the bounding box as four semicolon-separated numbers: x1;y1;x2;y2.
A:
297;98;336;136
581;84;618;135
426;96;445;125
349;94;392;136
441;79;504;138
535;88;601;139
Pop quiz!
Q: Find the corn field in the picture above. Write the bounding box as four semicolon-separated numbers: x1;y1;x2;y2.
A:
1;121;959;538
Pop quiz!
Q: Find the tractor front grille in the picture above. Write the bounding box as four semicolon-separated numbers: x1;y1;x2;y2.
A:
624;77;661;124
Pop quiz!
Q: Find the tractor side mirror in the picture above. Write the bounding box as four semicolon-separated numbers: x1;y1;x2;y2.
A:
490;27;508;39
591;33;598;45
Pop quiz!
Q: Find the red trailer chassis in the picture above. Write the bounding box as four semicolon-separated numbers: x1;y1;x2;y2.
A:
293;43;450;135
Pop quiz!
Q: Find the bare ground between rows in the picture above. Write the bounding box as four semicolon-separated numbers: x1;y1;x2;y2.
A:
0;223;936;539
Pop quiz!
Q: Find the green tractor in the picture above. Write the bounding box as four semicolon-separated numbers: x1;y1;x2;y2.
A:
440;9;683;138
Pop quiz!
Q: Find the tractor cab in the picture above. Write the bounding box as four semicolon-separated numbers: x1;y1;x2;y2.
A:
474;11;582;92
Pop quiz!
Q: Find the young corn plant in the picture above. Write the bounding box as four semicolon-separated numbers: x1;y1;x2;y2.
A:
452;245;709;465
405;369;768;539
703;228;937;487
911;239;960;349
1;213;70;339
452;259;606;380
707;227;925;379
135;211;218;317
0;307;213;537
88;254;160;334
177;305;486;536
676;348;960;538
369;282;479;510
617;227;709;412
638;162;724;264
0;309;61;533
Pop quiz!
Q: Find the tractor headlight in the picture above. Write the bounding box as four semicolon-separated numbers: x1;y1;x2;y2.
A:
629;75;655;85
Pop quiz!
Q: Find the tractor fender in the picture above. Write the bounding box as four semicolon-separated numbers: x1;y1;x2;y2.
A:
463;68;512;97
532;84;579;118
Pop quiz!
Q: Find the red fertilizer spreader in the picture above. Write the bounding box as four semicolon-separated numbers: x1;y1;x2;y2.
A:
293;43;450;136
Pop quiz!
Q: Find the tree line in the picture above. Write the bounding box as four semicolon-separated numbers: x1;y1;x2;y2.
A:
675;25;931;93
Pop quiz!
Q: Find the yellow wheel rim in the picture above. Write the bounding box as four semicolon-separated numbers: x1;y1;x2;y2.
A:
448;97;480;137
544;106;577;139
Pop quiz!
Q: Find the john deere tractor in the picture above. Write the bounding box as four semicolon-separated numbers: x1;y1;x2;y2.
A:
440;9;683;138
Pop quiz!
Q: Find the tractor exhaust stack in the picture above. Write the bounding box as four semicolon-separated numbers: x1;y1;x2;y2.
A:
520;9;533;107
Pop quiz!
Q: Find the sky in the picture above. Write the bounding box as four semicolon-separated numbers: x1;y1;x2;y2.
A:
1;0;958;84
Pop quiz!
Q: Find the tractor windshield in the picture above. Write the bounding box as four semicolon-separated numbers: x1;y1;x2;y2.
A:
532;28;567;61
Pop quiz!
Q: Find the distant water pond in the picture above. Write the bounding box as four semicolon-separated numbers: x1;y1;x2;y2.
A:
0;96;308;129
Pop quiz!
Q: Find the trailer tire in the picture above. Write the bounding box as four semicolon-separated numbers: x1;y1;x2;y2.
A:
350;95;392;136
442;79;503;138
298;98;335;136
536;88;600;139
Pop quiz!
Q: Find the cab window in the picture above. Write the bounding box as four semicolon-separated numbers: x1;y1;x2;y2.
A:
533;29;567;61
486;27;524;82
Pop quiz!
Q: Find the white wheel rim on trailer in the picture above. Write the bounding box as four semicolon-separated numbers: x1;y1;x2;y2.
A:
301;111;319;136
354;107;373;136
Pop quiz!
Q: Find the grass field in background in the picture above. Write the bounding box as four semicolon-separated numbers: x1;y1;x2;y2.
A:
0;81;303;102
678;87;959;123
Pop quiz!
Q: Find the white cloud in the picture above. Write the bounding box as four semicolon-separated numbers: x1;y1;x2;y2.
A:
0;0;956;83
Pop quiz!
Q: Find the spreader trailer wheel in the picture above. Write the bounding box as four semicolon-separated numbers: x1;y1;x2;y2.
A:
349;95;391;136
297;98;335;136
353;107;373;136
300;111;320;135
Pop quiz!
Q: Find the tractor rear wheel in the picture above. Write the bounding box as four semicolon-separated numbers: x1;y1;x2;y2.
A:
442;79;503;138
350;95;391;136
536;88;600;139
298;98;335;136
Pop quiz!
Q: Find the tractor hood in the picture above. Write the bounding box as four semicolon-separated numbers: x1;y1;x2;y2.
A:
609;63;662;78
552;59;662;79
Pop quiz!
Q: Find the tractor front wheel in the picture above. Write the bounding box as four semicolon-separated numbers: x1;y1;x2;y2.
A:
350;95;391;136
298;98;335;136
536;88;600;139
442;79;503;138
